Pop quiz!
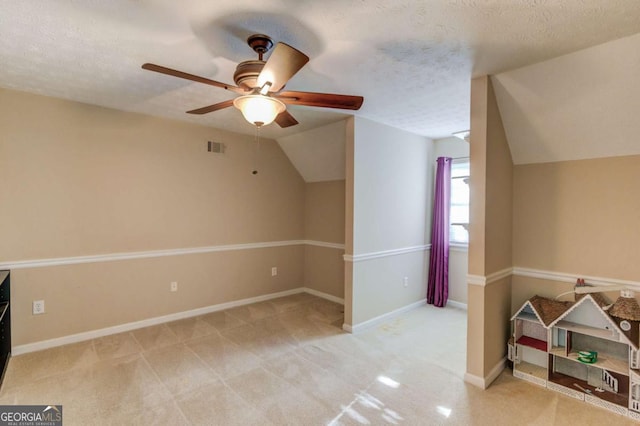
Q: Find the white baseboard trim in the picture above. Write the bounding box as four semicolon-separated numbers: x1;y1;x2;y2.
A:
463;372;485;388
13;287;342;356
447;299;468;311
302;287;344;305
464;357;506;389
342;299;426;334
486;357;507;387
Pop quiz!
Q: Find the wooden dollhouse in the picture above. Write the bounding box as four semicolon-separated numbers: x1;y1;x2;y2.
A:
508;289;640;420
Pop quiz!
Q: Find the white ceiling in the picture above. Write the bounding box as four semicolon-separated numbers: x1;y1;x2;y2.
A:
2;0;640;143
493;32;640;165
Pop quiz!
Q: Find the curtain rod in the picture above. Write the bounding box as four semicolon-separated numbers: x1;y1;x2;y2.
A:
434;156;469;162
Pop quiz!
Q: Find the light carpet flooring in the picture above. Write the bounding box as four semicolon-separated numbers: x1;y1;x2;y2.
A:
0;293;636;425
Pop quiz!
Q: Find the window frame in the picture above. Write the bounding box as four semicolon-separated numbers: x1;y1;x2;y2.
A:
449;159;470;246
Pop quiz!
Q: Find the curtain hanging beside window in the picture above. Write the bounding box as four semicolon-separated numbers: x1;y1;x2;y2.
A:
427;157;451;307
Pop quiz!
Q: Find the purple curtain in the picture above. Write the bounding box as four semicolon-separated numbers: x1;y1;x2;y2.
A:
427;157;452;307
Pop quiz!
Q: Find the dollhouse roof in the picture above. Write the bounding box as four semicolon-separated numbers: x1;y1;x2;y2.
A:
549;293;637;350
511;295;573;328
609;295;640;321
576;291;609;308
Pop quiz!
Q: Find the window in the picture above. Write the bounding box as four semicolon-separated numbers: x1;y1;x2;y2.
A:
450;160;469;244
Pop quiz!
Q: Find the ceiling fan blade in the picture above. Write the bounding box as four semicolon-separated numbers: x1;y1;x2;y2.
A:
186;99;235;115
277;91;364;110
275;110;299;128
257;43;309;93
142;63;246;94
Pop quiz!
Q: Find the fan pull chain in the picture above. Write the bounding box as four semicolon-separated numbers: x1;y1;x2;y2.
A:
252;125;261;175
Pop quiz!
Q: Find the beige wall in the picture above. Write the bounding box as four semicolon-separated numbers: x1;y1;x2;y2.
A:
0;88;306;346
303;180;345;298
303;245;344;298
484;78;513;274
511;154;640;313
466;76;513;383
483;277;512;373
304;180;345;244
12;247;303;345
513;155;640;280
468;78;640;385
464;278;512;377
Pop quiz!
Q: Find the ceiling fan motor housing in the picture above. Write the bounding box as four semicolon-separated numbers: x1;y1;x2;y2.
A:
233;60;265;89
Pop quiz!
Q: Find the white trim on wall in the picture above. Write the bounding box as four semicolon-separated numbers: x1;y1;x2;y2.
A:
512;266;640;291
464;357;506;389
466;266;640;292
303;240;345;250
0;240;346;270
12;286;342;356
302;287;345;305
343;299;426;333
467;267;513;287
343;244;431;263
449;243;468;252
447;300;468;311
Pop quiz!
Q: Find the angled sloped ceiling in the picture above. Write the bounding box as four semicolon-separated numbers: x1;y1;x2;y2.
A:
276;120;346;182
493;32;640;165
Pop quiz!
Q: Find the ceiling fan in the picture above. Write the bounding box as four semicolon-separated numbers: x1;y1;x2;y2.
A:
142;34;364;128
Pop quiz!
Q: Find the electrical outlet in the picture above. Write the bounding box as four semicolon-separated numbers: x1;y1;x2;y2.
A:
271;267;278;277
33;300;45;315
403;277;409;288
170;281;178;292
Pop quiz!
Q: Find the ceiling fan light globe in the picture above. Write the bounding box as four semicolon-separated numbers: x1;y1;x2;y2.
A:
233;95;285;127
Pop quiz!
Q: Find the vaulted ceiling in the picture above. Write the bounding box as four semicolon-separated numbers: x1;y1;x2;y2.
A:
2;0;640;146
493;32;640;165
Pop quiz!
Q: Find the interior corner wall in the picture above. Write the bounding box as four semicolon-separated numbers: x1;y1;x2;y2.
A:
346;116;432;326
0;88;305;346
512;154;640;308
303;180;345;298
466;76;513;385
344;118;355;326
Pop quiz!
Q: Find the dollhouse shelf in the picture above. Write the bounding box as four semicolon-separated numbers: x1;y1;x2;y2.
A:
561;351;628;375
516;335;547;352
554;320;617;340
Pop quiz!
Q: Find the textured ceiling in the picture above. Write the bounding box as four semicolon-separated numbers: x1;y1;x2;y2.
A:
2;0;640;142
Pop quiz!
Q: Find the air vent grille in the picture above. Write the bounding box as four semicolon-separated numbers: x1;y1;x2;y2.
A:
207;141;225;154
